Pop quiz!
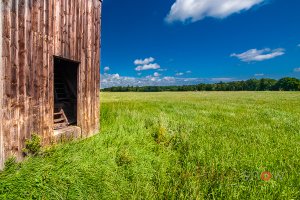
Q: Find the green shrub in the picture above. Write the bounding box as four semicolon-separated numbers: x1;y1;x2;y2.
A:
4;157;18;171
22;134;41;156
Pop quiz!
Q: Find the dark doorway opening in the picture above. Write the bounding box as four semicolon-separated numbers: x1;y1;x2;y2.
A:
53;57;79;130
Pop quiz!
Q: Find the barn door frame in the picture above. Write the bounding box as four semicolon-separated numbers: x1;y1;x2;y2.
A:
52;56;81;131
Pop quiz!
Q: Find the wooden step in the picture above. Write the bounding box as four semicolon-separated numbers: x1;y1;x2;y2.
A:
53;107;69;130
54;117;66;123
54;111;63;115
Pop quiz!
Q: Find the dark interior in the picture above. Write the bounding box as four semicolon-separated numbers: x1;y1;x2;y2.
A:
54;57;78;130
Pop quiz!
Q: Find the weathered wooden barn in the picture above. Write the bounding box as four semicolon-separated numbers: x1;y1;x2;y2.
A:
0;0;102;169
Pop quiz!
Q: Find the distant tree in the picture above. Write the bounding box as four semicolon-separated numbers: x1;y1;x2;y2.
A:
274;77;300;91
244;79;259;91
259;78;277;91
100;77;300;92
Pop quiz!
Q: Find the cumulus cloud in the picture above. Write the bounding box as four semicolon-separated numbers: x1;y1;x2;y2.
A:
104;66;110;72
133;57;161;71
111;74;120;79
101;74;177;88
231;48;285;62
166;0;264;23
135;63;161;71
134;57;155;65
186;70;192;74
101;73;236;88
294;68;300;72
163;76;176;82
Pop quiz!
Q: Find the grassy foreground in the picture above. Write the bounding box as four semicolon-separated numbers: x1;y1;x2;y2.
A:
1;92;300;199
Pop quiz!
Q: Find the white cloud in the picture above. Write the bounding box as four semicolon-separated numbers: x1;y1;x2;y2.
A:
135;63;161;71
134;57;155;65
154;72;161;77
101;73;236;88
231;48;285;62
104;66;110;72
163;76;176;82
145;75;158;82
166;0;264;23
133;57;162;71
254;73;264;76
294;68;300;72
186;70;192;74
111;74;120;79
175;72;184;76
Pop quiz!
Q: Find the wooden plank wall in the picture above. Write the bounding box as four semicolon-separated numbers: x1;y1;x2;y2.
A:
0;1;4;169
0;0;101;167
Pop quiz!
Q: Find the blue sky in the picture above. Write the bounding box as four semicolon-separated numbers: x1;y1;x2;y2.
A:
100;0;300;88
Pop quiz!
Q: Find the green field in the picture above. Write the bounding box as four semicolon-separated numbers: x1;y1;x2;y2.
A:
1;92;300;199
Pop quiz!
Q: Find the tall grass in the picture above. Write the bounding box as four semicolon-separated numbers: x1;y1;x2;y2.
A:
0;92;299;199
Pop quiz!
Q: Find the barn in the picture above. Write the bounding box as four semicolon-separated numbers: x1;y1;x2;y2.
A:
0;0;102;169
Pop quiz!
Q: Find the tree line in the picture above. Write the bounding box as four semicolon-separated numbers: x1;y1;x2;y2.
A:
101;77;300;92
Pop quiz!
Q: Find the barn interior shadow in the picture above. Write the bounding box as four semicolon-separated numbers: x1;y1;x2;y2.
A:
53;57;79;130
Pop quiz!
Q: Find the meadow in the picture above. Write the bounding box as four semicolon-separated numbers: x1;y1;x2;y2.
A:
0;92;300;199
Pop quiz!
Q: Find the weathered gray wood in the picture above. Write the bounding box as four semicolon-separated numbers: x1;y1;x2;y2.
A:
0;0;102;169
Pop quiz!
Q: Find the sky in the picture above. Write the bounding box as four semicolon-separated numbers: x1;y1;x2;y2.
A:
100;0;300;88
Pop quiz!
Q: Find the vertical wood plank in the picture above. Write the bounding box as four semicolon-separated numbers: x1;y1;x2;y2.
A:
26;0;33;141
18;0;26;158
0;0;4;169
10;0;19;157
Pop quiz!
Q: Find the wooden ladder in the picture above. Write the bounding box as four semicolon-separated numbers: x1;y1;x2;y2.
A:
54;76;76;130
54;76;71;130
54;107;69;130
